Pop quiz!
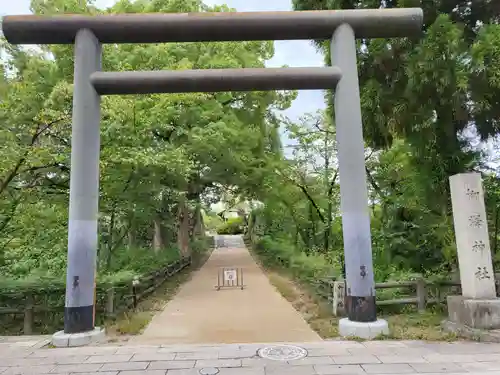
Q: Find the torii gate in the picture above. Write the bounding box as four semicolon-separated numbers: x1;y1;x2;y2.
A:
2;7;423;345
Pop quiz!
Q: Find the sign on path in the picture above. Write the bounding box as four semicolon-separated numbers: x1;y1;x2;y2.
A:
215;267;245;291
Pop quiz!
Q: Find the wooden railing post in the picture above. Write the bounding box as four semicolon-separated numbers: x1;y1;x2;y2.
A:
416;276;426;312
106;286;115;316
23;293;34;335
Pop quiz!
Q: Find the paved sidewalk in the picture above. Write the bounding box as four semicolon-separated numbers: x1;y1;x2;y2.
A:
134;236;320;344
2;338;500;374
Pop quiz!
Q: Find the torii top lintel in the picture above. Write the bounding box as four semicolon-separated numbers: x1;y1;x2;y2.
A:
2;8;423;45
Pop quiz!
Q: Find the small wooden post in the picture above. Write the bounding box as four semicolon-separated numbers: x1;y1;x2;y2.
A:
23;293;34;335
416;276;426;312
132;277;139;309
106;286;115;316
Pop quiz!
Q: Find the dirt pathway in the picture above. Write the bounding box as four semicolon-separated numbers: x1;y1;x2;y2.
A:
133;235;321;344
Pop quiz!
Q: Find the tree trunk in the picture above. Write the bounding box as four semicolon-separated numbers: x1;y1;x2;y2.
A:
193;205;204;238
324;199;333;254
153;217;164;253
104;209;116;270
128;216;136;249
177;199;191;256
494;199;499;255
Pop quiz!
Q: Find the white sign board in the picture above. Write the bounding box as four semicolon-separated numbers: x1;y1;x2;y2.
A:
224;269;237;283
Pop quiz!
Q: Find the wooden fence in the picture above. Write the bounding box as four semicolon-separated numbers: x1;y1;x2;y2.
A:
316;275;500;313
0;256;191;335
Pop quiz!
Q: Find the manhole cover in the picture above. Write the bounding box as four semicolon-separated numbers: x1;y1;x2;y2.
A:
199;368;219;375
257;345;308;361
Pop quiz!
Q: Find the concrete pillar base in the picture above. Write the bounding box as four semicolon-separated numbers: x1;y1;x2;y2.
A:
447;295;500;329
338;318;389;339
52;327;105;347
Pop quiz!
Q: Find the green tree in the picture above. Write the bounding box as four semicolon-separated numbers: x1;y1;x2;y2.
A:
0;0;293;277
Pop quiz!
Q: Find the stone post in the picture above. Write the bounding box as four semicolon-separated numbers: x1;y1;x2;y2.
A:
446;172;500;330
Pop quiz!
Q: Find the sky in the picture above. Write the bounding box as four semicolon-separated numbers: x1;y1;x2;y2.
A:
0;0;326;122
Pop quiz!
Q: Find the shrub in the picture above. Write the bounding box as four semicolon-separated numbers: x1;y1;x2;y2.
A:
190;235;213;254
104;246;180;274
253;235;338;284
216;216;245;235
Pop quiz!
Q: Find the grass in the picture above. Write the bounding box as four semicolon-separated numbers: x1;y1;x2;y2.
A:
105;247;213;339
258;255;459;341
384;311;458;341
268;272;339;338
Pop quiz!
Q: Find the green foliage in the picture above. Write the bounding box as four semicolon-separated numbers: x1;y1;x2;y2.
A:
202;211;224;232
190;236;213;255
101;246;180;275
0;0;291;280
283;0;500;280
250;234;338;290
216;217;245;235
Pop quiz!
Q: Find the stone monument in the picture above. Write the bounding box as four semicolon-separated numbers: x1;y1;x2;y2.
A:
446;172;500;331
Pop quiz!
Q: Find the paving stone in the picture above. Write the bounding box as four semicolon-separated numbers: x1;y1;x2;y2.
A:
159;346;223;353
33;347;117;358
0;350;34;359
264;365;316;375
195;360;241;368
52;356;91;365
217;349;257;359
0;341;41;348
148;361;196;370
361;363;416;374
423;354;478;363
217;368;265;375
306;348;351;357
377;355;427;364
175;352;220;360
115;346;160;355
350;348;434;356
331;355;381;365
363;341;408;348
314;364;366;374
1;357;58;367
52;364;103;373
86;354;132;363
164;369;200;375
5;339;500;375
2;365;55;375
409;363;466;373
472;353;500;361
287;356;334;366
132;353;177;361
459;361;500;371
320;341;366;349
240;358;285;368
116;371;166;374
434;342;500;354
99;361;149;371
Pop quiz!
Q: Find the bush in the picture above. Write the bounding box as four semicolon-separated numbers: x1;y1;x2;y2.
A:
203;213;224;233
190;235;214;254
253;235;338;284
216;216;245;235
104;246;180;274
